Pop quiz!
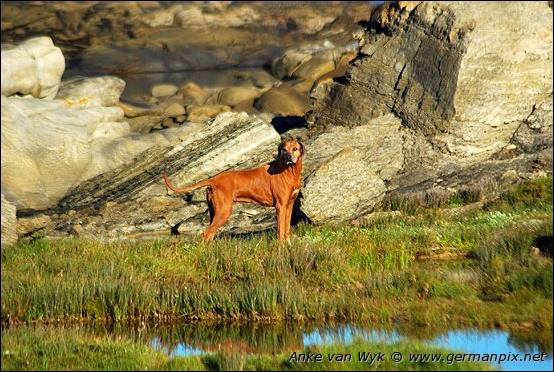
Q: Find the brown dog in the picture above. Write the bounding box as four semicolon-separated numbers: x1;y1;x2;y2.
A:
163;138;304;242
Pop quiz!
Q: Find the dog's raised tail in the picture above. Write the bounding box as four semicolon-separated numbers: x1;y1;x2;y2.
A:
163;173;211;193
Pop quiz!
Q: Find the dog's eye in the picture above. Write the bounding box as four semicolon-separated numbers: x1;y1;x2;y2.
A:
293;147;297;151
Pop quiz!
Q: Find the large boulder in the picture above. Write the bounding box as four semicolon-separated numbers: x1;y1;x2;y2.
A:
302;114;404;179
1;36;65;99
56;76;126;108
300;114;404;222
302;147;387;224
0;96;129;210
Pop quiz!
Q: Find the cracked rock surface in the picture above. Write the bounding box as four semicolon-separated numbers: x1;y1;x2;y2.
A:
303;1;552;221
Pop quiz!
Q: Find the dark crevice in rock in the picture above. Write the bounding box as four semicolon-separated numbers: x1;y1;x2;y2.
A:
271;116;307;134
170;222;182;236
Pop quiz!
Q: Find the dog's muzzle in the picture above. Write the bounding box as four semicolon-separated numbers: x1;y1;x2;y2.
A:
284;153;295;165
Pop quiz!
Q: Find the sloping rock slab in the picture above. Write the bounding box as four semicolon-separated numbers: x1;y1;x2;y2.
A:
19;112;282;240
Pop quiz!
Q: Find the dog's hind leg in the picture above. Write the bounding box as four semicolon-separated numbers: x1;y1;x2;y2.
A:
206;188;215;224
202;188;233;241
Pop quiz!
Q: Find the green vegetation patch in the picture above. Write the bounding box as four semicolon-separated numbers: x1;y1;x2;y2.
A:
1;177;552;330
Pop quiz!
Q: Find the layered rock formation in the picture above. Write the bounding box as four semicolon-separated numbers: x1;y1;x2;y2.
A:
18;112;281;240
305;1;552;218
1;36;282;243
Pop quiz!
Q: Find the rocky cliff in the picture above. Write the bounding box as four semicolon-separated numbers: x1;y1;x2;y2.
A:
304;1;552;221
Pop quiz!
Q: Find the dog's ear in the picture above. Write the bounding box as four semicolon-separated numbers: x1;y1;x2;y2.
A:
297;139;305;155
277;141;285;158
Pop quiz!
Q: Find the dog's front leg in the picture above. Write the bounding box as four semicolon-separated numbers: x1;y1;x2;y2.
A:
284;196;296;244
275;204;287;241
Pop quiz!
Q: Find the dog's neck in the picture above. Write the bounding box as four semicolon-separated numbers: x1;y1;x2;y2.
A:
289;156;303;177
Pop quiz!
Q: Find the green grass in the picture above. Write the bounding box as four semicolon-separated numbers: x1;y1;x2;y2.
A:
0;326;494;371
0;325;203;371
1;177;552;330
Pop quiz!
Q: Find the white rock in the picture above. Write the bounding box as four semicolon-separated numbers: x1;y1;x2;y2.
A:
1;36;65;99
0;95;128;210
91;121;131;140
56;76;126;108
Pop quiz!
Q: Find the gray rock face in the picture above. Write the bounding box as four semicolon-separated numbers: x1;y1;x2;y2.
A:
1;36;65;99
308;1;552;218
1;194;17;247
302;147;386;224
299;114;403;223
302;114;404;179
312;2;467;136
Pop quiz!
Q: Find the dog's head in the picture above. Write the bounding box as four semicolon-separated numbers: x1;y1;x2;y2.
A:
278;138;304;166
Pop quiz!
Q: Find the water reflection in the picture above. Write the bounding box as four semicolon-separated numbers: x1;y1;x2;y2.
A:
149;321;306;355
302;325;403;347
3;321;551;371
144;322;553;371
